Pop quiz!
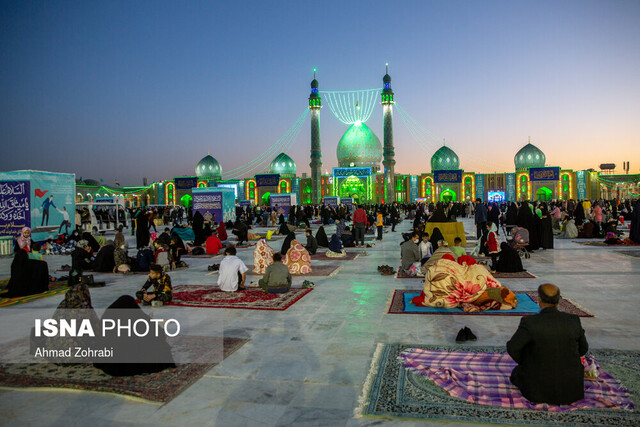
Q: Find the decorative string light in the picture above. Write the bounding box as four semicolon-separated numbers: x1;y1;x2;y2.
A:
320;89;380;124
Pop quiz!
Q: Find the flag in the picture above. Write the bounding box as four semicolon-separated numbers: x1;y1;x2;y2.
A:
115;181;121;186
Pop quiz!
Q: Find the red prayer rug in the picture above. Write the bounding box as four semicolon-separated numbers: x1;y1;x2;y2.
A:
169;285;313;311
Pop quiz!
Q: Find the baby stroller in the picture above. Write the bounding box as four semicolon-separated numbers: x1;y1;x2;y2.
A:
508;226;530;259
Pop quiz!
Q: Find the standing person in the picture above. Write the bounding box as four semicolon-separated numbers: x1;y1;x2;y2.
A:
390;202;399;232
353;205;367;247
474;199;488;240
57;206;71;234
41;195;57;226
507;284;588;405
135;209;150;249
217;246;248;292
148;209;157;233
376;210;384;240
630;199;640;244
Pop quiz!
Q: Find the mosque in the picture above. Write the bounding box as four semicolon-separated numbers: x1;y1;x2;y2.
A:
75;70;639;207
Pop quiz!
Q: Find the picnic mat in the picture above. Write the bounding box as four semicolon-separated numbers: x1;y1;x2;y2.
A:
0;336;247;404
356;343;639;425
206;264;342;278
0;281;70;308
169;285;313;311
386;290;594;317
310;252;359;261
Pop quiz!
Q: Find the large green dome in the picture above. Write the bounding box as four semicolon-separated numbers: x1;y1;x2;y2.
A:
514;143;545;170
336;122;383;172
430;146;460;172
195;154;222;179
269;153;296;177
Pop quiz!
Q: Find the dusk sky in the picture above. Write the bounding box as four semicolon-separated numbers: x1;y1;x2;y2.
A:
1;0;639;186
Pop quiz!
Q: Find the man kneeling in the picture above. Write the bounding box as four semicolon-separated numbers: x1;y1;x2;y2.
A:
258;253;291;294
507;284;588;404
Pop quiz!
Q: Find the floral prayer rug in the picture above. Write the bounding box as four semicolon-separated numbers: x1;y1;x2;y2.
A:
357;343;640;425
0;336;247;404
169;285;313;311
0;281;70;308
386;290;594;317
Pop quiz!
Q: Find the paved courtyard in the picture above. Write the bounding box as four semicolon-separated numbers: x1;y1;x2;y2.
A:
1;217;638;426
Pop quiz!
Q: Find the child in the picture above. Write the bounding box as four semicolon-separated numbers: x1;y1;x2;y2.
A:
217;246;248;292
153;239;171;272
450;237;467;259
136;264;172;305
28;243;43;261
485;222;499;270
376;210;384;241
419;233;433;264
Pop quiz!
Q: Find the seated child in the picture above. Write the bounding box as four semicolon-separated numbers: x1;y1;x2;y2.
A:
450;237;467;259
136;264;172;305
28;243;43;261
419;233;433;264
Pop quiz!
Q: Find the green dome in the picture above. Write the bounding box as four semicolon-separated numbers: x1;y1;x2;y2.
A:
270;153;296;177
311;79;319;89
337;122;383;172
514;143;545;170
195;154;222;178
430;146;460;172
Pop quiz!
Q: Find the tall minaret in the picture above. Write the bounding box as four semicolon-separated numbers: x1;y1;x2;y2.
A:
381;63;396;203
309;69;322;204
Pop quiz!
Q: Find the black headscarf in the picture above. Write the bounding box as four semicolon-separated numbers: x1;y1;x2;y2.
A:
495;242;524;272
315;226;329;247
192;212;205;246
506;202;518;225
280;232;296;255
574;203;586;225
7;250;30;297
328;234;343;253
279;220;290;236
428;206;448;222
630;200;640;244
82;232;100;253
429;227;445;251
135;211;150;249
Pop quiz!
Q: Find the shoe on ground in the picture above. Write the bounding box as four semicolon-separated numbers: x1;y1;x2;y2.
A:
464;326;477;341
455;328;467;343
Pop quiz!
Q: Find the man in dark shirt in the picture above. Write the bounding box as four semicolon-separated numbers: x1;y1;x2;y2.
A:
304;229;318;255
507;284;588;405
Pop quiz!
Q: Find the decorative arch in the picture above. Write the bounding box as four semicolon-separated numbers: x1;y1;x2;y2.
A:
246;179;257;204
463;174;475;201
421;176;435;203
559;172;573;200
278;179;290;194
516;172;531;200
197;180;208;188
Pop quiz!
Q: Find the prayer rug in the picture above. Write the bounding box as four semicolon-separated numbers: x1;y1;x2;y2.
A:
616;250;640;258
55;268;148;275
181;253;223;259
394;267;423;279
0;336;247;404
356;343;639;425
574;241;640;247
0;281;70;308
169;285;313;311
492;271;537;279
386;290;593;317
208;264;342;278
310;252;359;261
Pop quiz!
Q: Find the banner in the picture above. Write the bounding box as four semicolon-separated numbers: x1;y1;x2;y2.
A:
475;174;485;201
529;167;560;181
323;196;340;208
506;173;516;201
193;188;235;223
0;180;30;237
255;174;280;187
239;200;252;208
409;176;419;202
577;171;587;200
270;193;296;218
434;169;463;183
333;167;371;178
174;177;197;190
341;197;353;210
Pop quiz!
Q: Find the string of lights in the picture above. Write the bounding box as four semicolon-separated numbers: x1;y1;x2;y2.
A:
320;89;380;124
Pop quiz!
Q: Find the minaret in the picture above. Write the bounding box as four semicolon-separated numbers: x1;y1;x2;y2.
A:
381;63;396;203
309;69;322;204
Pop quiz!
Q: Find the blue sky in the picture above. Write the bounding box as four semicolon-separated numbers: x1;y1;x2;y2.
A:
1;0;639;185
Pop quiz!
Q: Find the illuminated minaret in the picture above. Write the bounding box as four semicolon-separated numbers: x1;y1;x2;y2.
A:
309;69;322;204
381;63;396;203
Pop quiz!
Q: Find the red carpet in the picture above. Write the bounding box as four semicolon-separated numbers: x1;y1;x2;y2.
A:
169;285;313;310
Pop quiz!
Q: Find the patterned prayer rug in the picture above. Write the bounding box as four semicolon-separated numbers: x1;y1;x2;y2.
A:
0;336;247;404
492;271;537;279
386;290;594;317
310;252;359;261
169;285;313;310
0;281;70;308
207;264;342;278
55;268;148;275
574;241;640;247
616;250;640;258
181;253;223;259
357;343;640;425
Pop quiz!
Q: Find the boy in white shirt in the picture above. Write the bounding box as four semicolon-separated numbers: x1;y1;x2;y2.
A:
419;233;433;264
217;246;248;292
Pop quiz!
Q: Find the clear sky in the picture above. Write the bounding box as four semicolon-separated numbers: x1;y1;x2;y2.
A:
1;0;639;185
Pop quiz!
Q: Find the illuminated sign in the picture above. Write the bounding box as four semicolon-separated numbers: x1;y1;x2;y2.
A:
434;169;462;183
529;167;560;181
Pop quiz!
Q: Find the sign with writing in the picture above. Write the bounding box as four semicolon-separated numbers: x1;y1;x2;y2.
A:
409;176;419;202
193;188;235;223
255;174;280;187
475;174;485;201
323;196;340;208
577;171;587;200
341;197;353;210
333;167;371;178
433;169;463;183
0;180;31;237
270;193;296;218
529;167;560;181
239;200;252;208
174;177;198;190
506;173;516;201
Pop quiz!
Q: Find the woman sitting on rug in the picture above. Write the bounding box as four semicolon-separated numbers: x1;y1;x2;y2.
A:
494;242;524;273
7;248;49;298
412;256;517;312
326;233;346;258
283;239;312;275
429;227;445;252
604;231;622;245
558;218;578;239
253;239;275;274
280;231;296;255
315;226;329;248
217;221;228;242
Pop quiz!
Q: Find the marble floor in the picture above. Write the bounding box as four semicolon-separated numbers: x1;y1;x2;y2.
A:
0;217;638;426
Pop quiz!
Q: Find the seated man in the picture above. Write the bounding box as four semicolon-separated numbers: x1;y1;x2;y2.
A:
304;228;318;255
450;237;467;259
156;227;172;246
136;264;173;305
400;231;421;274
507;284;588;405
205;230;223;255
258;253;292;294
217;246;248;292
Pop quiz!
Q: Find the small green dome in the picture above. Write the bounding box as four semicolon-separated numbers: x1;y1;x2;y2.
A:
383;74;391;84
514;143;545;170
195;154;222;178
270;153;296;177
311;79;319;89
430;146;460;172
337;122;383;172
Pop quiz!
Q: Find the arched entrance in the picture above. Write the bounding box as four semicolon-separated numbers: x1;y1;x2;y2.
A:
338;176;366;201
261;192;271;206
535;187;552;202
180;194;192;208
440;188;457;203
